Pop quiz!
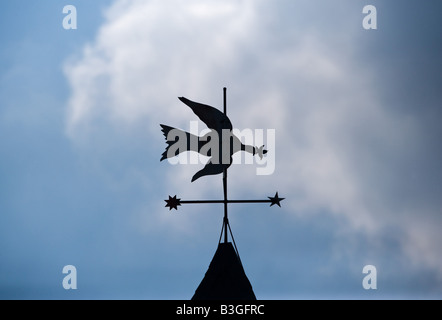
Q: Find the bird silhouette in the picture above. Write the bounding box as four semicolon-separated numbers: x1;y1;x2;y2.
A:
160;97;267;182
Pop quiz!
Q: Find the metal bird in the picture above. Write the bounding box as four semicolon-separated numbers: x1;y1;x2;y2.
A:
160;97;267;182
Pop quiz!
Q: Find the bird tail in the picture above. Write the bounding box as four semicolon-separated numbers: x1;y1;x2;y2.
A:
160;124;199;161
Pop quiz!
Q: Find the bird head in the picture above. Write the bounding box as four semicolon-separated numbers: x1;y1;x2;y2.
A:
256;145;268;160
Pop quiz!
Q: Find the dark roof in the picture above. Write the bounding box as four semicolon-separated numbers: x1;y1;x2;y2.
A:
192;242;256;300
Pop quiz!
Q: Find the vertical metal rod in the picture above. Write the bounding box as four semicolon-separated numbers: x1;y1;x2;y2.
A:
223;87;227;114
223;87;228;243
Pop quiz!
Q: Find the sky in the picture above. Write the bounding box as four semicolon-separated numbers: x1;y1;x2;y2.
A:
0;0;441;299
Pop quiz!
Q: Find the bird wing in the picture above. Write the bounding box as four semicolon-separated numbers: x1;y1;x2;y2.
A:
178;97;232;133
191;159;229;182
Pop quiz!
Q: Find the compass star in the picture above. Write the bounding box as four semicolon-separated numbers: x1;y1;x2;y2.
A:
268;192;284;207
165;195;181;210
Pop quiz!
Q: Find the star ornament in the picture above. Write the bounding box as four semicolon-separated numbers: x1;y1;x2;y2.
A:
268;192;285;207
165;195;181;210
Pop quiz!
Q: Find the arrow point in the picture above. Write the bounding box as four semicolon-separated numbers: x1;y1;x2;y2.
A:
165;195;181;210
268;192;285;207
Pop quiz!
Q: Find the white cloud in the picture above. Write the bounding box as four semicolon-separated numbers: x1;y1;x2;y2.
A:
64;0;442;279
65;0;257;139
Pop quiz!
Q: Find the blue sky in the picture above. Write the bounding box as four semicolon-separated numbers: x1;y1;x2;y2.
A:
1;0;441;299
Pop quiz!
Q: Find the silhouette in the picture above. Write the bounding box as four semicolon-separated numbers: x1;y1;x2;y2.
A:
192;242;256;300
161;88;284;300
160;97;267;182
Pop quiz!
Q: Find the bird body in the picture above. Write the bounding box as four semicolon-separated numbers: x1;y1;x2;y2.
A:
161;97;267;182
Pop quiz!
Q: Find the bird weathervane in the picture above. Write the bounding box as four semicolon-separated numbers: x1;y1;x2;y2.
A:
160;87;284;244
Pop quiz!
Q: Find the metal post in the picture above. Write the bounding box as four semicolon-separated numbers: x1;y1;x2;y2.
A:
223;87;228;243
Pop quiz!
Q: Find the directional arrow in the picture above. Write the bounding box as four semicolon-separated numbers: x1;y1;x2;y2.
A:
165;192;284;210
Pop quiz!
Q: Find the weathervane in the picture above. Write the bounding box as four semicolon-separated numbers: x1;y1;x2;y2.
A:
160;87;284;245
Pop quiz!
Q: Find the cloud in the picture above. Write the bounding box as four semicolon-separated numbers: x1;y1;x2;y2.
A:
64;0;256;138
64;0;442;284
